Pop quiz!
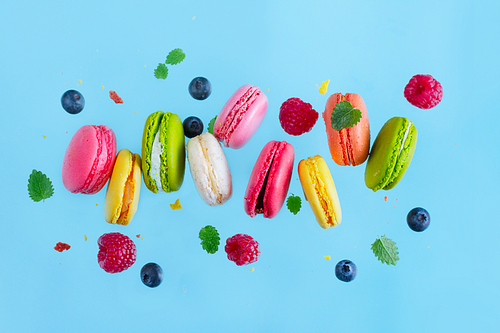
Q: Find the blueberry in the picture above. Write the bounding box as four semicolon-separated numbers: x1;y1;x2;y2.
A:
335;260;357;282
140;263;163;288
407;207;430;232
183;116;204;138
61;90;85;114
188;77;212;100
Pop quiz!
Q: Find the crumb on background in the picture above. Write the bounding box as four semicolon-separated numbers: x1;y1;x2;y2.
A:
109;90;124;104
170;198;182;210
84;235;87;241
324;256;331;260
54;242;71;252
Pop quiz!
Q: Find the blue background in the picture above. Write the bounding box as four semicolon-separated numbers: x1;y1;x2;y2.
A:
1;0;498;332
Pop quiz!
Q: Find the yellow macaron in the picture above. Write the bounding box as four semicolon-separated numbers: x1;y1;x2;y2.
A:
298;155;342;229
104;149;142;225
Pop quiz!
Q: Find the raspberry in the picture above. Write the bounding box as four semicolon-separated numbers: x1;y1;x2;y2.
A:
97;232;137;273
225;234;260;266
404;74;443;109
279;97;318;135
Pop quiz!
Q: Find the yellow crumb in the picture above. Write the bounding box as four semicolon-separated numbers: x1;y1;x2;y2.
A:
78;79;82;84
170;199;182;210
42;135;46;138
84;235;87;241
144;65;146;67
192;16;196;20
324;256;331;260
319;79;330;95
266;88;269;92
250;267;255;272
101;85;104;89
142;238;144;240
95;203;98;206
96;49;98;52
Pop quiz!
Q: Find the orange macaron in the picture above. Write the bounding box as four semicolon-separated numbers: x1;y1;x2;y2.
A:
322;93;370;166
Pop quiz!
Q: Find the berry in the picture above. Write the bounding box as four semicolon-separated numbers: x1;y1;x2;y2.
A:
404;74;443;109
97;232;136;273
61;90;85;114
407;207;430;232
183;116;204;138
335;260;357;282
188;77;212;100
279;97;318;135
140;263;164;288
225;234;260;266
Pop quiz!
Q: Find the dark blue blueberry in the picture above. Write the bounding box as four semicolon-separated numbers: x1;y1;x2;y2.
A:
335;260;357;282
183;116;204;138
407;207;430;232
140;263;163;288
61;90;85;114
188;77;212;100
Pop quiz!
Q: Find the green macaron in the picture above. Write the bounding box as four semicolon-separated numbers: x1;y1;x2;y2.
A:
364;116;417;191
141;111;185;193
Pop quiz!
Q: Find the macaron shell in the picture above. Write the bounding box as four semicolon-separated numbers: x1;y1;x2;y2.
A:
364;117;417;191
298;155;341;229
244;141;294;218
186;132;232;206
214;84;268;149
62;125;117;194
141;111;163;193
104;149;142;225
160;113;185;192
323;93;370;166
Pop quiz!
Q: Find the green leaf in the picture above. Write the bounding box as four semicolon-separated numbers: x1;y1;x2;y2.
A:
28;169;54;202
371;235;399;265
208;115;217;134
286;194;302;215
330;100;362;131
154;63;168;79
165;48;185;65
199;225;220;254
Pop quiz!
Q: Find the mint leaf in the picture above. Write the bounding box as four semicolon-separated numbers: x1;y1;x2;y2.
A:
286;194;301;215
154;63;168;79
199;225;220;254
208;115;217;134
330;101;362;131
28;170;54;202
371;235;399;265
165;48;185;65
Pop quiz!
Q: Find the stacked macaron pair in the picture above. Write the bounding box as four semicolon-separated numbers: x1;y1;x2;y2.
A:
61;125;142;226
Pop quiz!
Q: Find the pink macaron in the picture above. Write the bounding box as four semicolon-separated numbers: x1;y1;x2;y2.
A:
62;124;117;194
244;140;294;218
214;84;268;149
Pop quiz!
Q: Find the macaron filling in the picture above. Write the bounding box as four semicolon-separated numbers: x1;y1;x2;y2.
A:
81;125;116;194
218;86;261;142
247;141;282;217
197;136;224;204
305;157;338;227
374;118;413;191
150;130;164;192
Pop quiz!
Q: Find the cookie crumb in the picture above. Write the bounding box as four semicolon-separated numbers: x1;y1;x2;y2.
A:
324;256;331;260
318;79;330;95
54;242;71;252
170;198;182;210
109;90;124;104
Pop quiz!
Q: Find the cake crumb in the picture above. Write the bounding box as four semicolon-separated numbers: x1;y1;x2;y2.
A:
43;135;46;138
78;79;82;84
324;256;331;260
101;85;104;89
192;16;196;20
84;235;87;241
250;267;255;272
170;198;182;210
109;90;124;104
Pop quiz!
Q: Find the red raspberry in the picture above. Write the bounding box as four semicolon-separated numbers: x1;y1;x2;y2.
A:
279;97;318;135
225;234;260;266
404;74;443;109
97;232;137;273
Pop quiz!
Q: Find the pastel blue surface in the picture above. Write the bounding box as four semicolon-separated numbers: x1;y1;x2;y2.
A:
1;1;498;332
